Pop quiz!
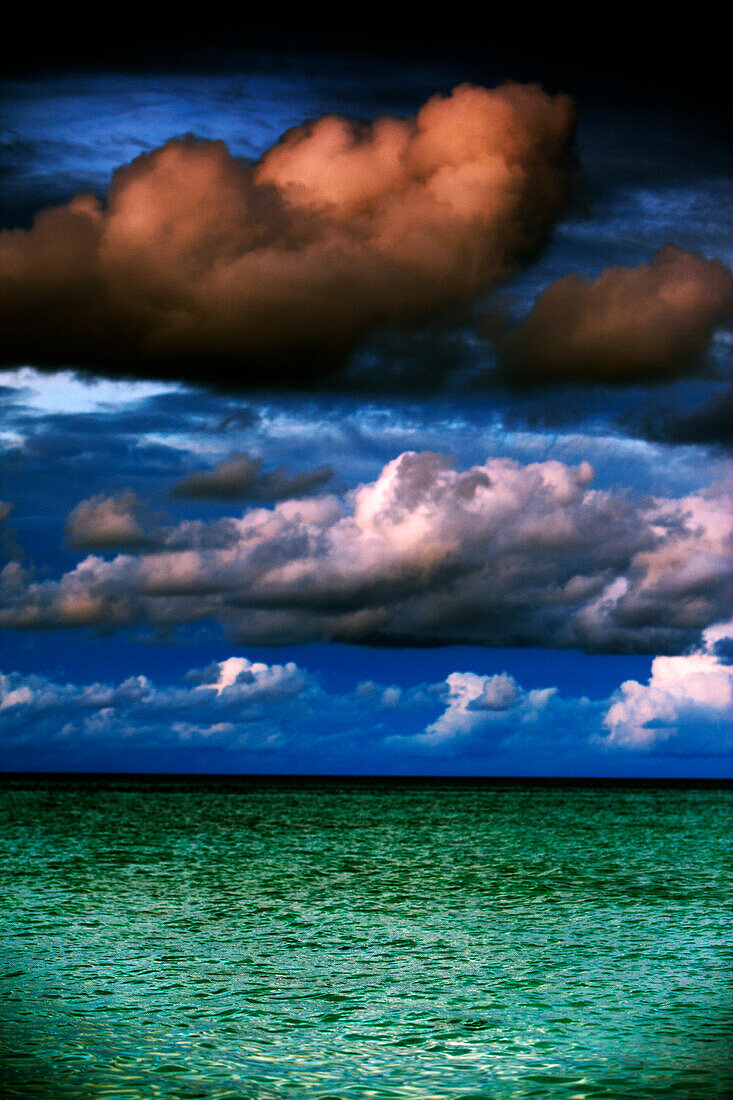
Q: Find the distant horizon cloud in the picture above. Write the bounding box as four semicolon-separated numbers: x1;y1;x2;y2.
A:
0;82;575;386
497;246;733;385
2;451;730;655
2;640;730;771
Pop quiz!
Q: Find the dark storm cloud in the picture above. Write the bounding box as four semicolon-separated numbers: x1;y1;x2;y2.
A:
629;389;733;450
497;247;733;385
173;452;333;501
1;452;729;655
0;83;576;386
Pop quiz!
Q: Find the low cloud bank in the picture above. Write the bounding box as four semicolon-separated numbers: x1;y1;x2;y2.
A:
2;638;730;768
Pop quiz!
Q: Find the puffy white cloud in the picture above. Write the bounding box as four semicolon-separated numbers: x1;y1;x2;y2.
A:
1;452;729;654
602;624;733;751
0;83;575;382
194;655;310;701
418;671;554;746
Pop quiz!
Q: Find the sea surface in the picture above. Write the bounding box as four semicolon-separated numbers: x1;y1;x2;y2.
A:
0;776;730;1099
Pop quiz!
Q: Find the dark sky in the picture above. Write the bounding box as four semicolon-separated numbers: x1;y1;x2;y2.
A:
5;10;729;110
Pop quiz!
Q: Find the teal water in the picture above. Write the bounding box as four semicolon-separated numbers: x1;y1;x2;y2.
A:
0;777;730;1099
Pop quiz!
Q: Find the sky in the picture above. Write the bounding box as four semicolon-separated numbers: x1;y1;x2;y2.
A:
0;22;731;776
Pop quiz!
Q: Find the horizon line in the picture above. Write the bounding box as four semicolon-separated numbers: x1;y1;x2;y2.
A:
1;771;730;787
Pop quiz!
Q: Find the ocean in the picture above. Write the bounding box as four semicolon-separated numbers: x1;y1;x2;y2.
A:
0;776;730;1098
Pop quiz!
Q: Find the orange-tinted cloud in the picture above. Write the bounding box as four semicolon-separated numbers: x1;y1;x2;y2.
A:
0;83;575;384
497;246;733;384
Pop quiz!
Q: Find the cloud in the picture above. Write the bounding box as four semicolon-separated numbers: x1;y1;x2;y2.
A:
629;389;733;450
0;83;575;385
416;671;555;746
1;452;729;655
497;246;733;384
65;491;155;550
193;654;310;701
601;623;733;752
0;655;320;756
3;646;728;769
0;500;24;565
172;452;333;500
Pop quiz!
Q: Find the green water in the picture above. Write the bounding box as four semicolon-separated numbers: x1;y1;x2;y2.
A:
0;777;730;1099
